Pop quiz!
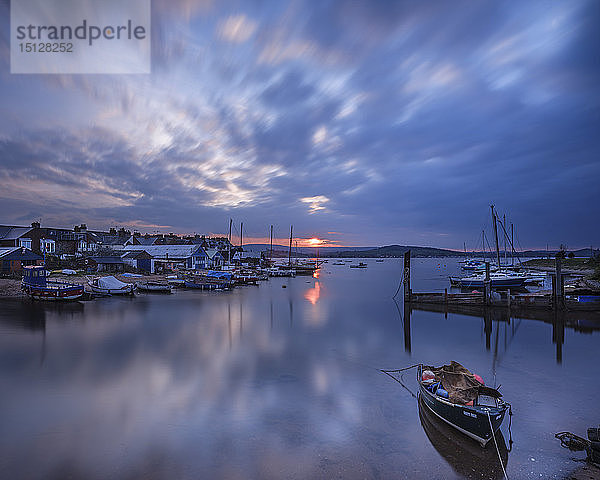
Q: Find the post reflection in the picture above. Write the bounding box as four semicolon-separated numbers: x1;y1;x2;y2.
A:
406;303;599;364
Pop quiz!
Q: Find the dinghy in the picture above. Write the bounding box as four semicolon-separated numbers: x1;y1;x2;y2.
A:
87;276;135;295
417;362;510;447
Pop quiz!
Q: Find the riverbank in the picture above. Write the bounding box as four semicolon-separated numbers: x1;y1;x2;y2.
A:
0;273;170;299
522;258;595;275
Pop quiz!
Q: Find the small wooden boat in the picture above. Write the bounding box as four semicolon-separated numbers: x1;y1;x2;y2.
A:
167;277;186;287
417;362;510;447
21;266;84;301
87;276;135;295
136;281;172;293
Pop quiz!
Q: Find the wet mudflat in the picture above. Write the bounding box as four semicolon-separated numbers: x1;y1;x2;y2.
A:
0;258;598;479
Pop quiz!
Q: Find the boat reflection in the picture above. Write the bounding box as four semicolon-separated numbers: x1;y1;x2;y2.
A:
418;396;508;479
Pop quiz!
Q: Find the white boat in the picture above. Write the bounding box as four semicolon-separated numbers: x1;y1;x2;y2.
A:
449;272;526;289
136;281;172;293
87;276;135;295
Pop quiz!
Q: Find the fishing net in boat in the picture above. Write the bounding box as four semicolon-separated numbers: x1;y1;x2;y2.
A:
426;361;483;405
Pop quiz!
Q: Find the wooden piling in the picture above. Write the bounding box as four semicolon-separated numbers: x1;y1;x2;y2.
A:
484;262;491;306
555;256;564;310
403;250;411;302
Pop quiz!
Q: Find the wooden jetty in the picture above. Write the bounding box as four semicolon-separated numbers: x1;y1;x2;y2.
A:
403;251;600;312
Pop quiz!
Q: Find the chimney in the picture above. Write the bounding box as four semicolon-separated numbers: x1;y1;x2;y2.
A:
31;221;40;229
80;224;87;232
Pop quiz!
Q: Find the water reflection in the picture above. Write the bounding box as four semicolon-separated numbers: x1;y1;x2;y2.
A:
403;301;600;364
418;397;508;479
304;281;321;306
0;260;598;479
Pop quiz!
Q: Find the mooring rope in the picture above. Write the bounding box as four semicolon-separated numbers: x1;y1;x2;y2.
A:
380;364;420;398
392;273;404;299
487;411;509;480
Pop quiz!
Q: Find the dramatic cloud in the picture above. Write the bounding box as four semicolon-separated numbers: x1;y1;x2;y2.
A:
0;0;599;248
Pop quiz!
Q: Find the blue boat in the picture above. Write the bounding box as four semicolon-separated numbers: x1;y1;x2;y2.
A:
21;266;84;301
417;363;510;447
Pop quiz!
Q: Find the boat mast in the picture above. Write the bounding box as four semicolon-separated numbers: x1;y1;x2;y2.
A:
503;214;507;264
491;205;501;268
288;225;293;266
240;222;243;261
270;225;273;261
511;223;514;266
228;218;232;265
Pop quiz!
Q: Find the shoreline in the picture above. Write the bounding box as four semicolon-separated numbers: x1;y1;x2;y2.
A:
0;273;170;299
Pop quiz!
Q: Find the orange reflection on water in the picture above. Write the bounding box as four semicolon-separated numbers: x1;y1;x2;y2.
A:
304;281;321;305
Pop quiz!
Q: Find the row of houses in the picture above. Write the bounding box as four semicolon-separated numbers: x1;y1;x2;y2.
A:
0;222;235;274
0;222;236;258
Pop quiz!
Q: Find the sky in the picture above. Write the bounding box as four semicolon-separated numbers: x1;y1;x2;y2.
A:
0;0;599;250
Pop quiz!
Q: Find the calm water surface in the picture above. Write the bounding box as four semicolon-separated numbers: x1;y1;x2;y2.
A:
1;258;598;479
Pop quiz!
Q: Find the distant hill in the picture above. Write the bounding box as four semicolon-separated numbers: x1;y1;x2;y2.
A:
324;245;462;258
241;244;598;259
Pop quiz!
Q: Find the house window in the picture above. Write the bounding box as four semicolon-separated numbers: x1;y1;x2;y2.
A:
19;238;32;249
43;240;55;254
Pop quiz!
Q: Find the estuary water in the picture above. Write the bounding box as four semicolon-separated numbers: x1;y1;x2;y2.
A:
0;258;598;479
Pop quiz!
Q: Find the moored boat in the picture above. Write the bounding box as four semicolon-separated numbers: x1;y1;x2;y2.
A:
417;362;510;447
349;262;368;268
87;276;135;295
21;266;84;301
136;281;172;293
449;272;526;289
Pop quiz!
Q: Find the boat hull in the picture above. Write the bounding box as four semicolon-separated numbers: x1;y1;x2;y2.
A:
451;276;526;289
22;283;84;301
136;283;172;293
87;284;135;295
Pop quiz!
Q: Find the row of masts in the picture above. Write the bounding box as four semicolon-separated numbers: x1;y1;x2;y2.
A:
226;220;302;267
464;206;520;267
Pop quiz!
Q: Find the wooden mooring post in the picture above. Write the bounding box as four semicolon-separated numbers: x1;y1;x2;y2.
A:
403;250;411;302
483;262;491;306
552;256;565;310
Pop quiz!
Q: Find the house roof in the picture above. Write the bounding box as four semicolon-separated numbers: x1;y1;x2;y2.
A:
0;247;20;258
0;226;33;241
205;248;223;259
124;244;203;260
90;256;125;264
137;237;158;245
121;250;151;259
0;246;42;260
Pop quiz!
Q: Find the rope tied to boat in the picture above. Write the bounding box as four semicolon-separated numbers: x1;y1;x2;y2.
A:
487;411;509;480
380;364;420;398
